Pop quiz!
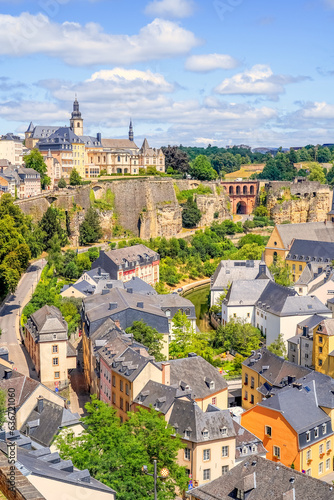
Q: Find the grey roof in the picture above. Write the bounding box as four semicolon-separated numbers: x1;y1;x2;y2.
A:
287;239;334;263
189;455;334;500
319;318;334;336
29;125;59;139
0;443;115;495
38;127;84;147
83;267;110;282
27;305;68;341
99;344;159;382
61;280;96;297
276;221;334;249
21;399;81;447
294;371;334;409
233;420;267;460
67;342;77;357
242;348;311;387
224;280;268;306
169;400;235;443
295;262;332;285
95;244;159;266
258;381;331;436
124;276;157;296
158;355;228;399
152;294;196;319
133;380;193;414
81;135;102;147
211;260;271;291
297;313;328;330
26;121;34;133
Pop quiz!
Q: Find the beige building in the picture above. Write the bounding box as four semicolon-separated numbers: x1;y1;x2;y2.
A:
24;305;77;390
0;133;27;165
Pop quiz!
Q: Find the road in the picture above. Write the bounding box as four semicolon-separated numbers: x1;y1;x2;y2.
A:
0;259;46;377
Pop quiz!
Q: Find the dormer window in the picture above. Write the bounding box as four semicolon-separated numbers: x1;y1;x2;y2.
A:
165;309;171;317
220;427;227;436
323;423;327;434
314;427;319;438
210;381;215;390
184;430;191;438
242;446;248;455
202;429;209;439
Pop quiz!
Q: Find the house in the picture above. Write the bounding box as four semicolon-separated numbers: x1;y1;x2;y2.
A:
287;314;327;367
139;138;165;172
222;279;331;345
313;318;334;377
0;165;41;199
241;378;334;479
241;348;312;410
188;455;334;500
151;293;196;334
264;221;334;267
20;396;83;449
158;354;228;411
292;261;333;296
92;244;160;285
233;420;267;464
0;132;27;165
24;305;77;390
210;259;272;306
286;239;334;282
0;442;116;499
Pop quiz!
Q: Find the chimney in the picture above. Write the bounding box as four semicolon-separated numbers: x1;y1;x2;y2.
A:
102;289;110;295
109;302;118;310
188;352;197;358
7;441;17;464
97;132;102;143
137;302;144;308
162;362;170;385
37;396;43;414
4;369;12;380
114;320;120;328
98;267;101;276
127;288;133;294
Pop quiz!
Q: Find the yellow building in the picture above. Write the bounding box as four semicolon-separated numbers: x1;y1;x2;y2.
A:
241;348;311;411
24;305;77;390
285;239;334;283
313;319;334;377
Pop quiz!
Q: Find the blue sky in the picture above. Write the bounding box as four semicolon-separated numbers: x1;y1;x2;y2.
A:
0;0;334;148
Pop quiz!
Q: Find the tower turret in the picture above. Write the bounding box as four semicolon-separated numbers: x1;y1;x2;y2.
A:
129;119;134;142
70;97;83;136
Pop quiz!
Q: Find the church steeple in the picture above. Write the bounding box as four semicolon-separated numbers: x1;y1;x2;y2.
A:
70;96;83;136
129;119;134;142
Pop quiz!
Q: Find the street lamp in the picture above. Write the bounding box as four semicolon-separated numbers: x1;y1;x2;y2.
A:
142;459;169;500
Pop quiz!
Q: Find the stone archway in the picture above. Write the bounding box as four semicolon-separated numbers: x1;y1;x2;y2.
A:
236;201;247;214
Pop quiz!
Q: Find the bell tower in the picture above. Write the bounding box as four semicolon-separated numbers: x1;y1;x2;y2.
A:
70;96;83;136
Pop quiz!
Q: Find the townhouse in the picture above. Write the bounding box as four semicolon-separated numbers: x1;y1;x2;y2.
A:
286;239;334;283
287;314;327;367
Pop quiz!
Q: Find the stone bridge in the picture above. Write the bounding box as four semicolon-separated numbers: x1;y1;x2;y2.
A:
221;180;259;215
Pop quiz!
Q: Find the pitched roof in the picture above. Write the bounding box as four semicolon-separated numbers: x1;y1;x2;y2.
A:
319;318;334;336
158;355;227;399
133;380;193;414
30;126;59;139
99;344;159;382
30;305;67;334
189;455;334;500
101;138;138;149
96;244;159;266
233;420;267;459
211;260;271;291
0;371;40;408
296;313;328;331
124;276;157;296
276;221;334;250
287;239;334;262
224;279;268;306
169;400;235;443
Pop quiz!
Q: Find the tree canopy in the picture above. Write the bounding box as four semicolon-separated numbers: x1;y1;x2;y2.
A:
23;149;50;189
125;320;165;361
182;195;202;228
79;207;103;245
211;319;262;357
189;155;217;181
69;168;82;186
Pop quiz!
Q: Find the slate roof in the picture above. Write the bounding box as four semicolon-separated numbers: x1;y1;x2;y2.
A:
224;280;268;306
287;239;334;263
95;244;159;266
152;293;196;319
211;260;271;291
189;455;334;500
158;355;227;399
258;381;331;436
21;399;81;447
133;380;193;414
276;221;334;249
101;138;138;149
67;342;77;357
61;280;96;297
243;348;311;388
124;276;157;296
0;371;40;408
38;127;84;148
0;443;116;495
233;420;267;459
169;400;235;443
293;371;334;410
81;135;101;147
297;313;328;331
99;344;159;382
319;318;334;336
84;267;109;282
29;125;59;139
29;305;67;336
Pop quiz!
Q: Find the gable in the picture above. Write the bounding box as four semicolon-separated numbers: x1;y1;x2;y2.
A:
266;226;285;250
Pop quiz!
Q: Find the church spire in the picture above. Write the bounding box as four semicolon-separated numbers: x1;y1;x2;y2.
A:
70;95;83;136
129;119;134;142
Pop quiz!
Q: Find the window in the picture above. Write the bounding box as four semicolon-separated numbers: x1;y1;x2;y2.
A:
327;440;331;451
319;444;324;455
212;397;217;405
120;380;123;392
306;469;311;476
184;448;190;460
306;450;311;461
326;458;331;471
315;427;319;438
250;394;254;404
222;446;229;457
203;469;210;481
247;313;250;318
250;377;255;389
265;426;272;437
112;392;116;404
244;391;248;400
184;430;191;438
319;336;323;343
126;384;129;396
52;358;59;366
202;430;209;439
112;376;116;387
165;309;171;317
319;359;323;367
306;431;310;442
273;446;280;459
222;465;229;475
120;397;124;410
220;427;227;436
319;346;323;354
52;345;58;353
292;264;295;271
126;402;130;412
54;371;60;379
244;374;248;385
299;265;302;271
322;424;327;435
203;449;210;461
319;462;323;475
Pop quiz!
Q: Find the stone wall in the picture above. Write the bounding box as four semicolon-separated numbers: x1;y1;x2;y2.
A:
266;180;332;223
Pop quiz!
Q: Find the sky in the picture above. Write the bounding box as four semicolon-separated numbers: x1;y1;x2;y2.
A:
0;0;334;148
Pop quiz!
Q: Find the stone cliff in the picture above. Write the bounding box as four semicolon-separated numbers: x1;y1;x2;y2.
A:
265;180;332;224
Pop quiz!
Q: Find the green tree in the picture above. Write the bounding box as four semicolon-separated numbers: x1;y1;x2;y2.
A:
299;148;311;162
126;320;165;361
0;390;6;428
318;147;332;163
69;168;82;186
56;397;187;500
161;145;190;175
189;155;217;180
88;247;100;262
79;207;103;245
23;149;49;189
308;162;327;183
39;207;67;249
76;253;92;275
64;261;79;280
58;178;67;188
182;196;201;228
211;319;262;357
267;334;287;358
269;257;292;287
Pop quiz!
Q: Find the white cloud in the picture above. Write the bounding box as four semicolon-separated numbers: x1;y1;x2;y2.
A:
298;101;334;119
215;64;309;97
185;53;239;72
145;0;194;18
0;13;200;65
